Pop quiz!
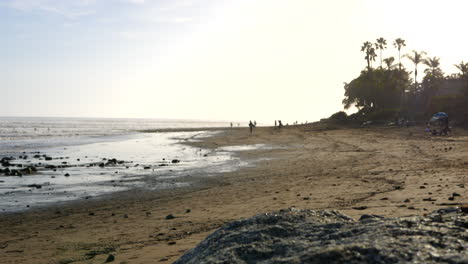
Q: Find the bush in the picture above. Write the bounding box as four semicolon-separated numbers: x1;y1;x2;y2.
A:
365;109;401;121
329;111;348;121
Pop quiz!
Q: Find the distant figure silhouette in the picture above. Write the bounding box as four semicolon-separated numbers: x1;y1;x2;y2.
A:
274;120;277;127
278;120;284;129
230;122;233;128
249;120;255;134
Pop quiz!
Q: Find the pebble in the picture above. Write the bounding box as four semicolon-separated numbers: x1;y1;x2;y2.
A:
352;206;368;210
105;254;115;262
165;214;175;220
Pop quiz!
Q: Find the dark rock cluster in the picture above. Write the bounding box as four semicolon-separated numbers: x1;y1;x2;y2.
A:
0;157;37;176
175;208;467;264
0;152;181;177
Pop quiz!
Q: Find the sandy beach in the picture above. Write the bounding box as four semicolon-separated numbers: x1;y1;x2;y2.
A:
0;125;467;264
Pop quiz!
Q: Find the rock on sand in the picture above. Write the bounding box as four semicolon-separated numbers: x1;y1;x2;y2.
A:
175;207;467;264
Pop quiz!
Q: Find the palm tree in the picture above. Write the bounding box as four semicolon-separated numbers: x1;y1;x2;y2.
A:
383;57;395;70
393;38;406;70
361;41;377;71
423;57;443;79
422;56;443;106
375;37;387;68
405;50;427;88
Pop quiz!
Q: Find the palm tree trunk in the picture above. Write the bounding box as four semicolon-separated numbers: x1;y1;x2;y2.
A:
398;49;401;70
380;50;383;68
415;68;418;91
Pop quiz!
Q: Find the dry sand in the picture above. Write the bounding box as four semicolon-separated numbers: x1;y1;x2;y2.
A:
0;125;467;263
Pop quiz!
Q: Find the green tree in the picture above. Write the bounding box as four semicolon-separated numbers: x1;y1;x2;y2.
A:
393;38;406;70
454;61;468;95
361;41;377;71
375;37;387;68
454;61;468;77
405;50;427;90
343;71;374;110
343;68;411;111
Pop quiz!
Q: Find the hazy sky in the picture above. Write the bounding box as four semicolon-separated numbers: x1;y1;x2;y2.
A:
2;0;468;123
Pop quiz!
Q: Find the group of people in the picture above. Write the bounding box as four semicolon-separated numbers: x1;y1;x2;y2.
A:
274;120;284;129
248;120;257;134
248;120;286;134
247;119;289;134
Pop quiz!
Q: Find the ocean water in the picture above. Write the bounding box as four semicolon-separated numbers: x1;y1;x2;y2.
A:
0;117;252;212
0;117;233;152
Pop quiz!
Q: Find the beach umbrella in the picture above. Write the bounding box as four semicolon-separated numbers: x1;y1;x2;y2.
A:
432;112;448;119
429;112;448;125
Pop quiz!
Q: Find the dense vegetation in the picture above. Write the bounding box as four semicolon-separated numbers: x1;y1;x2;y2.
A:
340;38;468;125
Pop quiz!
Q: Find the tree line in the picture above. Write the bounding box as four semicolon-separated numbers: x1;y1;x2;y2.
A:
340;37;468;125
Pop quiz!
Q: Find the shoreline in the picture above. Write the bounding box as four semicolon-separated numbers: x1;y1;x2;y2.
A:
0;125;466;263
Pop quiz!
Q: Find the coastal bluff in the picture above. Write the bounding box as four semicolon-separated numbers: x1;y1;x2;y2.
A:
175;207;467;264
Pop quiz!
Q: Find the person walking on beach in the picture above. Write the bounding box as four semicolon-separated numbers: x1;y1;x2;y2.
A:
249;120;255;134
274;120;277;128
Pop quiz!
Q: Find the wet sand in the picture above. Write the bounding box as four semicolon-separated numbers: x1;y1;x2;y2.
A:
0;125;467;263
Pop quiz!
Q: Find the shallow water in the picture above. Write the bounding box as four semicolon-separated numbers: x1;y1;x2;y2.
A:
218;144;278;152
0;131;249;212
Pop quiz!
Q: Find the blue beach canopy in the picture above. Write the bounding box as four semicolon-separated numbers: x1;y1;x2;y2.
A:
433;112;448;118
